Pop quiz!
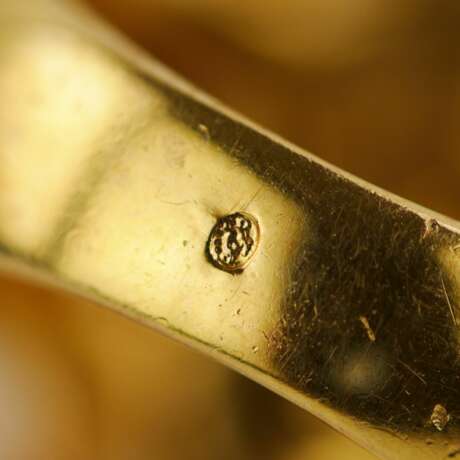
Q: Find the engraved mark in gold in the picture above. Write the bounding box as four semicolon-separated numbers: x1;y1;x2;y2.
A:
206;212;260;273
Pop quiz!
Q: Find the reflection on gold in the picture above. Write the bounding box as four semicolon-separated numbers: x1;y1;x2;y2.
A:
58;114;305;368
332;348;392;396
0;25;156;255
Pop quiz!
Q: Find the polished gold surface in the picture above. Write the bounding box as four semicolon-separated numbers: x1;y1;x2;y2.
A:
1;1;460;459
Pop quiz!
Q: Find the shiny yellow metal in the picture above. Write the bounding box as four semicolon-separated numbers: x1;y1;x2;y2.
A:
1;1;460;459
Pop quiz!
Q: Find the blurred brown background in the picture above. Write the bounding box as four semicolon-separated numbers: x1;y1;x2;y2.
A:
2;0;460;458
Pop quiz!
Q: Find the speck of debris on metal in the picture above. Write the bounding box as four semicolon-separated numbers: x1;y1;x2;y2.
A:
198;123;210;140
430;404;450;431
422;218;439;239
359;315;376;342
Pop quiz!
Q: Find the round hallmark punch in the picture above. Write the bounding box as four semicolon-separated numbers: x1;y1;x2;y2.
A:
206;212;260;273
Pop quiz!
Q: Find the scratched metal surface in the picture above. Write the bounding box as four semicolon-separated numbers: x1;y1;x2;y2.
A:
0;2;460;459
